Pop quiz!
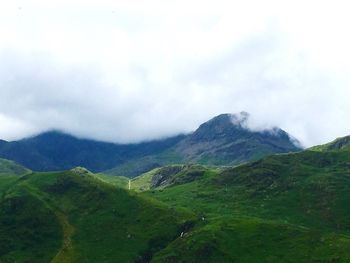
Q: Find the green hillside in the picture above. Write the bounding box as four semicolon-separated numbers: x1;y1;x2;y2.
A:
0;158;31;194
94;172;129;188
0;168;195;263
0;158;30;177
152;217;350;263
309;135;350;152
144;149;350;229
135;145;350;262
1;135;350;262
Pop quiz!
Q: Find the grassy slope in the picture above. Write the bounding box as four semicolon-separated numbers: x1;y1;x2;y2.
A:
137;149;350;262
153;217;350;263
0;176;62;263
131;168;160;192
145;151;350;229
309;135;350;152
0;158;30;177
130;165;224;192
94;172;129;188
1;138;350;262
0;170;195;263
0;158;31;197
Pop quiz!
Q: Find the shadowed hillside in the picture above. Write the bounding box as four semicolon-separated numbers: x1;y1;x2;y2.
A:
0;113;301;176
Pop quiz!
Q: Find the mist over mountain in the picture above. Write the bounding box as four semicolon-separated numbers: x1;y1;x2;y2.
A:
0;131;185;172
0;113;301;175
1;132;350;262
174;112;301;165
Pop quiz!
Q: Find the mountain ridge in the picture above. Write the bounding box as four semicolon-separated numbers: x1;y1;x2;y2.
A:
0;113;301;175
173;112;301;165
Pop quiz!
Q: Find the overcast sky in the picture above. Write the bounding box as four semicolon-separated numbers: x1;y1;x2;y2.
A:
0;0;349;147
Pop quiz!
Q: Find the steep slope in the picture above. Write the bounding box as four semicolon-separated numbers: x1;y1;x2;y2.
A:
174;112;301;165
0;131;185;172
107;112;302;176
0;168;195;263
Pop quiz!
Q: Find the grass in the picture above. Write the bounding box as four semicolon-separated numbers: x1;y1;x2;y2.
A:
309;135;350;152
0;158;30;177
153;217;350;263
1;139;350;262
131;168;160;192
94;172;129;188
135;149;350;262
0;182;62;263
0;169;195;263
143;151;350;230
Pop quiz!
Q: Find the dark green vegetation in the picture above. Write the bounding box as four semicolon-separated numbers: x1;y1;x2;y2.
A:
144;150;350;230
0;113;301;176
0;168;194;263
1;136;349;262
133;136;350;262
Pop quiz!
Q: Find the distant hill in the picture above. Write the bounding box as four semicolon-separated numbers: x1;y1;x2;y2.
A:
0;158;30;176
309;135;350;152
0;113;301;175
0;131;185;172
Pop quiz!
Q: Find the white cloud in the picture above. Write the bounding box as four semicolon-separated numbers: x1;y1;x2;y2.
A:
0;0;350;146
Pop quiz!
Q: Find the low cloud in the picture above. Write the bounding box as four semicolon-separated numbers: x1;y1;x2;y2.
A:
0;1;350;147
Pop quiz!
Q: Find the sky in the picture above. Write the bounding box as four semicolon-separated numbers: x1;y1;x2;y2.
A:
0;0;350;147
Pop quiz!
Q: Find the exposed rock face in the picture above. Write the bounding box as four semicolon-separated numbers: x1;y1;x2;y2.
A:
174;113;301;165
150;165;207;189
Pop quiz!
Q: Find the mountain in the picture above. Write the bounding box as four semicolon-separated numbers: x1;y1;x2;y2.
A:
173;112;301;165
0;113;301;175
107;112;302;176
